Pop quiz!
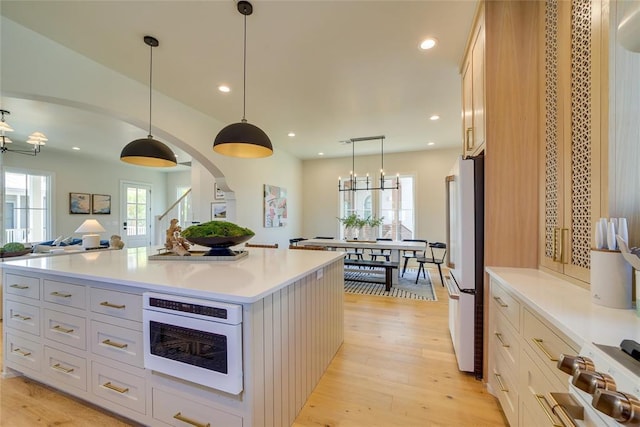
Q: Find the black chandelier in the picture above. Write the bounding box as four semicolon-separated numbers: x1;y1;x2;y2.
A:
338;135;400;192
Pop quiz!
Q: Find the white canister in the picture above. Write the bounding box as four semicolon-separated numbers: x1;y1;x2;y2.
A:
590;250;632;309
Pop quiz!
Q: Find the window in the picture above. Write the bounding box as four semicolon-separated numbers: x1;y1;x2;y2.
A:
4;170;52;243
339;175;415;240
176;186;192;227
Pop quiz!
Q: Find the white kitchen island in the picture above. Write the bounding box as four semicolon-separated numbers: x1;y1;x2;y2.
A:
2;246;345;427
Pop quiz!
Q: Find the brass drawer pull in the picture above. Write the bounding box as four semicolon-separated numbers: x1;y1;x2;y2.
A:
493;296;508;308
100;301;125;309
52;325;74;334
493;373;509;392
532;338;559;362
102;339;128;349
10;284;29;290
495;332;510;348
534;394;563;427
50;291;72;298
13;348;32;357
13;314;32;321
103;382;129;394
52;363;74;374
173;412;210;427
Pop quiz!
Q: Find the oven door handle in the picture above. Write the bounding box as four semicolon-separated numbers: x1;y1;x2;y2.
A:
535;392;585;427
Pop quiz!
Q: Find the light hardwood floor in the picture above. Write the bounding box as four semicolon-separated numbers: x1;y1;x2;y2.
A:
1;271;507;426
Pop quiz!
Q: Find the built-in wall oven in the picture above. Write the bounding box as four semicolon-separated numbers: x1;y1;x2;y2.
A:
142;292;243;395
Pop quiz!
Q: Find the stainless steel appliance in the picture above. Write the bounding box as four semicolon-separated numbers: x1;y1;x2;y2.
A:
445;154;484;377
557;340;640;426
143;292;243;394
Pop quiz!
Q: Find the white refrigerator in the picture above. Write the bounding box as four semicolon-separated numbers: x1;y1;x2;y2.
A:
445;155;484;378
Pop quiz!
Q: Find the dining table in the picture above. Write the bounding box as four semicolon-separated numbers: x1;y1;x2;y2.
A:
300;238;427;285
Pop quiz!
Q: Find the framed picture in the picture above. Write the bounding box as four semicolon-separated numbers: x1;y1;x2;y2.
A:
264;184;287;228
214;183;225;200
92;194;111;214
69;192;91;214
211;202;227;220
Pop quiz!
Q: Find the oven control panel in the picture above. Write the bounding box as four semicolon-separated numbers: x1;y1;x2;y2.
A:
560;341;640;426
143;292;242;325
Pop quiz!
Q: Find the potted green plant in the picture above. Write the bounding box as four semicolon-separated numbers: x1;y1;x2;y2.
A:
361;216;384;241
338;213;367;240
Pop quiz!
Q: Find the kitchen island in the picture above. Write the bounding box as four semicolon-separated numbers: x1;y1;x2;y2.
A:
2;246;345;427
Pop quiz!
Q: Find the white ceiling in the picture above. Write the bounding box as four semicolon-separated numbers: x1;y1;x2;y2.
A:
0;0;476;163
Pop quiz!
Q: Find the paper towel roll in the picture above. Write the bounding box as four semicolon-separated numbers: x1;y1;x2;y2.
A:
591;250;632;309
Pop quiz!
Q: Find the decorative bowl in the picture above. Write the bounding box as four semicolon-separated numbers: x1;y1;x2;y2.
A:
0;249;32;258
185;235;253;256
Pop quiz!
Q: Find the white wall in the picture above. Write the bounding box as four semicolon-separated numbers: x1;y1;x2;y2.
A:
302;148;460;243
3;149;170;242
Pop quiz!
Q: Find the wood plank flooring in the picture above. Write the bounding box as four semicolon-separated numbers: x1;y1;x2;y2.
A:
0;271;507;426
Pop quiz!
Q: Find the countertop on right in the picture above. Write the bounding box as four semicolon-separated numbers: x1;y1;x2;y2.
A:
485;267;640;349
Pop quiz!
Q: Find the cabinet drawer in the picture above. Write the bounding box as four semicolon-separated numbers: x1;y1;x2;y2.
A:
5;332;41;373
5;273;40;300
92;361;146;414
90;320;143;368
5;300;40;336
490;351;518;427
44;280;86;310
44;346;87;391
490;279;520;332
91;288;142;322
523;307;578;388
153;387;242;427
43;309;87;350
492;309;519;369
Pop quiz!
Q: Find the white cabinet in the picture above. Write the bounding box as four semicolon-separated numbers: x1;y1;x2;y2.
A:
488;276;578;426
152;387;243;427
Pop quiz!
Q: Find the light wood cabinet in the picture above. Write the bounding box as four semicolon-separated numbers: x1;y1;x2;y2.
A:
539;0;608;284
488;276;578;426
462;3;485;157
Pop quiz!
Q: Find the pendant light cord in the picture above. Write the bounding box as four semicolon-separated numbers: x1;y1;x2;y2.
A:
242;12;247;122
148;42;154;138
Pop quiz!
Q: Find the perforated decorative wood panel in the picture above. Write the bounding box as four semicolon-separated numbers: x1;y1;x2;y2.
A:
544;0;559;260
570;0;592;269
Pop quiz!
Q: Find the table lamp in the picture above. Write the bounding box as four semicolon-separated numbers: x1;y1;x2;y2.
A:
75;219;106;249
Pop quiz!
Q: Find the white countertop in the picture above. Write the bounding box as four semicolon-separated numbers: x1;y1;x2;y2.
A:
302;238;426;251
2;246;344;303
486;267;640;348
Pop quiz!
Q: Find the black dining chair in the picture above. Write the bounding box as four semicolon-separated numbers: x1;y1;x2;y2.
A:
415;242;447;286
369;238;392;261
400;239;428;277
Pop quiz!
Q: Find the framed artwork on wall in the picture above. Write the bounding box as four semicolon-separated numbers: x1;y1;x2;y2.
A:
92;194;111;214
214;183;225;200
264;184;287;228
211;202;227;220
69;192;91;214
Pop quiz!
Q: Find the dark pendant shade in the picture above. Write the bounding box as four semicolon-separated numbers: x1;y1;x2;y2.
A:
120;136;177;167
213;121;273;158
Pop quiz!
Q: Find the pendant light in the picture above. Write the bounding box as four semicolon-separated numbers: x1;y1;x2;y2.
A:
213;0;273;158
120;35;177;167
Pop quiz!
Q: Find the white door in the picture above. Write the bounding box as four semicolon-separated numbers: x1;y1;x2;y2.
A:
120;182;152;248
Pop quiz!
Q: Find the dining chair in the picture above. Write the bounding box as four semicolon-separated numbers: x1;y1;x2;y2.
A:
245;242;279;249
369;238;392;261
400;239;428;277
415;242;447;286
288;237;307;246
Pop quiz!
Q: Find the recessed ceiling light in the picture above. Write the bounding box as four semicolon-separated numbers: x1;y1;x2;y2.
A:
318;152;324;156
427;142;435;146
72;146;80;150
420;38;437;50
288;132;295;137
218;85;230;93
430;115;440;121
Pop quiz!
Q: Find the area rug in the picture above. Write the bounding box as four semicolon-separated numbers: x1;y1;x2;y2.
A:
344;268;437;301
